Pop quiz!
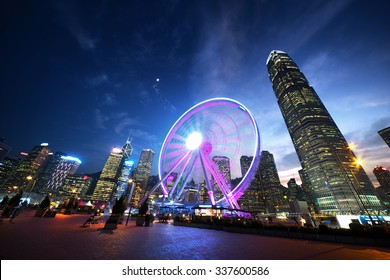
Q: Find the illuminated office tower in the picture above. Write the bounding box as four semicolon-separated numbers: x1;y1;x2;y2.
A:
240;155;253;178
212;155;232;201
378;127;390;148
0;157;18;187
34;153;81;195
212;156;231;183
47;155;81;194
114;139;134;199
3;143;51;191
266;50;383;213
92;147;124;201
373;166;390;192
259;151;281;188
258;151;287;212
60;174;93;198
131;149;155;206
239;155;265;211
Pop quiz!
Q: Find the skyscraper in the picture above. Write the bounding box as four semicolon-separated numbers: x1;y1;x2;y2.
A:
3;143;51;191
378;127;390;148
258;151;287;212
34;153;81;195
92;147;124;201
114;139;134;199
240;155;253;178
373;166;390;192
266;50;383;213
131;149;155;206
60;174;93;198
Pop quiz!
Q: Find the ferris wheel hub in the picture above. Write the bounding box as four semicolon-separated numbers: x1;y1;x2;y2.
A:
186;132;203;150
200;141;212;155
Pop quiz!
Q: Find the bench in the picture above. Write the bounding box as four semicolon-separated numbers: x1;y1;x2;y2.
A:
83;215;103;226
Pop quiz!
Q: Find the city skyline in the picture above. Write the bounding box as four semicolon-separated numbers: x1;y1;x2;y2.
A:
1;1;390;187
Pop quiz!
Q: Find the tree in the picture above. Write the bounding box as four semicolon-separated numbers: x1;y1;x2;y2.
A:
39;195;51;209
139;199;149;215
8;190;23;207
0;195;9;205
112;195;127;215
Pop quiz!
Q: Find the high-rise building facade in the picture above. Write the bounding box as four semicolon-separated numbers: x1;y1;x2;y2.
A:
34;153;81;195
3;143;51;191
238;155;265;212
131;149;155;206
92;147;124;201
114;139;134;199
60;174;93;198
266;50;383;213
0;157;18;188
373;166;390;192
259;151;281;188
378;127;390;148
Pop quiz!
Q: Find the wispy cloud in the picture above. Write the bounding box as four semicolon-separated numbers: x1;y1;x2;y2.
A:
53;1;98;50
114;117;143;135
86;73;108;86
126;128;158;142
103;93;117;106
94;108;108;129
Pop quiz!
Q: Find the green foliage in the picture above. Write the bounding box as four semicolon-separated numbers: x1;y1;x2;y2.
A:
112;195;127;215
39;195;51;209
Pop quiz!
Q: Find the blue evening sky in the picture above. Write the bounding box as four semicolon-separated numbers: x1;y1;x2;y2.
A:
1;0;389;186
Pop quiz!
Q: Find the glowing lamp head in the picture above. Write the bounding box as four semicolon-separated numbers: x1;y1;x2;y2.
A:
112;147;122;154
186;132;203;150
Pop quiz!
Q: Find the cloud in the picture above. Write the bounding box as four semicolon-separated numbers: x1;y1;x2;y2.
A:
114;117;143;135
94;109;108;129
53;1;98;50
86;73;108;86
103;93;117;106
126;128;158;142
277;1;352;52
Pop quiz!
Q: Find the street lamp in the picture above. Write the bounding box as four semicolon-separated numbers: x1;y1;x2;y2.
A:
126;178;136;226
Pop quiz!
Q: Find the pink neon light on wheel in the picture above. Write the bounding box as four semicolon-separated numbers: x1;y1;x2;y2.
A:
155;98;260;209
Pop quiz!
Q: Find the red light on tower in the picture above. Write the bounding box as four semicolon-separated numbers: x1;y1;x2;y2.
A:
83;176;88;180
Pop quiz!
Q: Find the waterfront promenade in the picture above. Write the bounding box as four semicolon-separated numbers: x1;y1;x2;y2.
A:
1;210;389;260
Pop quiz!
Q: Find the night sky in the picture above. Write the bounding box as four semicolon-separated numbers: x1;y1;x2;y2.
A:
1;0;389;186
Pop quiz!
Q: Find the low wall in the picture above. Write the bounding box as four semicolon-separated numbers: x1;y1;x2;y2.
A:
173;222;390;248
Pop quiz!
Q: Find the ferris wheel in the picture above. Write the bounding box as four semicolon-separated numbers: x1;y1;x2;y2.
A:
143;98;260;209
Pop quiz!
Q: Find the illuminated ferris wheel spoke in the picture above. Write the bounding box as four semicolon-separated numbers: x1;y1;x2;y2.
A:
140;150;192;205
151;98;260;210
168;150;194;199
176;154;200;201
198;149;216;206
199;148;238;209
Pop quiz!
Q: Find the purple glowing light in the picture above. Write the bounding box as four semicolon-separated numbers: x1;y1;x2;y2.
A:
152;98;260;208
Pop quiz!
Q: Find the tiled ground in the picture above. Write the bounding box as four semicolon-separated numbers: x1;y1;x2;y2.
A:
1;210;390;260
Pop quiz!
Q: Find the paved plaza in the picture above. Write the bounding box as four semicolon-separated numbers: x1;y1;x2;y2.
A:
0;210;390;260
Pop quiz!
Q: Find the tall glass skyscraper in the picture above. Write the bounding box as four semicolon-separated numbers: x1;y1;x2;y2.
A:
114;138;134;199
266;50;383;214
378;127;390;148
92;147;124;201
3;143;51;191
131;149;155;206
34;153;81;195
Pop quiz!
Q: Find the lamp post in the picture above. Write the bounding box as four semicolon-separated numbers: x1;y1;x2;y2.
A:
126;178;135;226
